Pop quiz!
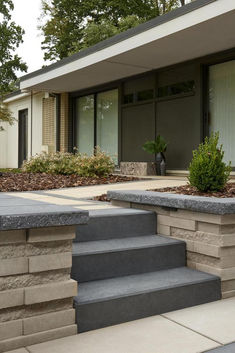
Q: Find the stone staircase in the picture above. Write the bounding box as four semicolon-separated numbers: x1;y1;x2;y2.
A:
71;208;221;333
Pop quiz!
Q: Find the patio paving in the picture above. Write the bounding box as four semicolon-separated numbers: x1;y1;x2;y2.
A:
163;297;235;345
205;343;235;352
16;298;234;353
0;177;186;210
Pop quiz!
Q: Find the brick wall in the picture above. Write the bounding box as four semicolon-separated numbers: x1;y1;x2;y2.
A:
42;97;56;152
60;93;69;152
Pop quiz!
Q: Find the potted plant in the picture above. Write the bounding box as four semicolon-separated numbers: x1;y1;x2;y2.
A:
143;135;167;175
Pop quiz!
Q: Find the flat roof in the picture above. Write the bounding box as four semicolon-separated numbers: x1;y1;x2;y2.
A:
20;0;235;93
20;0;216;83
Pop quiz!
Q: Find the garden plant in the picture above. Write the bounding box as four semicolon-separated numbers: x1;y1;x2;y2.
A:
143;135;168;175
188;132;231;192
23;147;115;177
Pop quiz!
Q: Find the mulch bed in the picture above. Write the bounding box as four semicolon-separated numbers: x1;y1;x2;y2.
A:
151;183;235;198
0;173;139;192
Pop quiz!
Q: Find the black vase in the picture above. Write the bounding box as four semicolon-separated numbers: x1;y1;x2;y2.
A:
156;152;166;176
160;158;166;176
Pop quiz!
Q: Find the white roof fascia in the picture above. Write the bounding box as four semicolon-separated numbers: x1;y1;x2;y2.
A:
20;0;235;90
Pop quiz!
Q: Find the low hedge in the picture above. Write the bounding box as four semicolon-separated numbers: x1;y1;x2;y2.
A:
22;148;115;177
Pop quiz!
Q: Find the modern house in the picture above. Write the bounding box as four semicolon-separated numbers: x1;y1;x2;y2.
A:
1;0;235;171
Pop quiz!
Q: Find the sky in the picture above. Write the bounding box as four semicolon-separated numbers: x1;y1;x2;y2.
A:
12;0;45;76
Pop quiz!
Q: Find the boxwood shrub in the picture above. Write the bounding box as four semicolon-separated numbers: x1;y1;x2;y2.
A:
188;133;231;192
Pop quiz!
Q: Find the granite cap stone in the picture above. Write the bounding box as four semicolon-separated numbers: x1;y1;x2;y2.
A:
0;196;89;230
107;190;235;215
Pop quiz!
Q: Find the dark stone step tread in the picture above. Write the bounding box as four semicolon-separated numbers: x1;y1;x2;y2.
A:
74;267;219;305
72;235;185;282
75;208;156;242
88;208;155;217
72;235;184;256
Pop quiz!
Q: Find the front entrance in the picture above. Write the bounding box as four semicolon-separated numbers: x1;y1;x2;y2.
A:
18;109;28;167
209;60;235;167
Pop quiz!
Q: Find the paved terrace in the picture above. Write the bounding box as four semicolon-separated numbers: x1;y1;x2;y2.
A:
1;177;235;353
10;297;235;353
0;177;186;212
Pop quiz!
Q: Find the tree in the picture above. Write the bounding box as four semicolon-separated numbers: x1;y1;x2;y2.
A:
0;0;27;130
40;0;192;62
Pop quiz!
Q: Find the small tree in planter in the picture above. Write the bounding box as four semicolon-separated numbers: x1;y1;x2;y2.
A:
188;132;231;192
143;135;167;175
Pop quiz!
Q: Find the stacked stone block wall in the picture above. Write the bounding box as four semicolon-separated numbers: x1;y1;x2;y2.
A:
111;199;235;299
0;226;77;352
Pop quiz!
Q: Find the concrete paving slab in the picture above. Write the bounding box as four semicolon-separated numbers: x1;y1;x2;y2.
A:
74;204;118;210
204;342;235;352
164;297;235;345
0;179;186;213
21;178;186;200
27;316;219;353
5;349;29;353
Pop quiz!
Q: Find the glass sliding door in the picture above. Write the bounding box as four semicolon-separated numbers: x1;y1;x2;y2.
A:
76;95;94;155
97;89;118;163
209;60;235;166
75;89;118;162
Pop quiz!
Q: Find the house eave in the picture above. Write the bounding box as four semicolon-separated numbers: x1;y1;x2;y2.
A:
20;0;235;93
3;91;31;104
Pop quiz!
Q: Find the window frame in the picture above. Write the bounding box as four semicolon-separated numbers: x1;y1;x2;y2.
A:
73;88;119;159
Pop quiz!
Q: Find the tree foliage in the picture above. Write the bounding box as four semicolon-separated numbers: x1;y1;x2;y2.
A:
0;0;27;129
40;0;192;62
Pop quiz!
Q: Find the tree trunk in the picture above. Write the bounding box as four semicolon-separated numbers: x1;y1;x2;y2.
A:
180;0;185;5
162;0;166;13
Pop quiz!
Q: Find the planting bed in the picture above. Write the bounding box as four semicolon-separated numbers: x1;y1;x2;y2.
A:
0;173;139;192
152;183;235;198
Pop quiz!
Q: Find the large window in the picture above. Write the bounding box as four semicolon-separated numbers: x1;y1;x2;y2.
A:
209;60;235;166
76;95;94;155
75;89;118;162
157;80;195;99
97;90;118;163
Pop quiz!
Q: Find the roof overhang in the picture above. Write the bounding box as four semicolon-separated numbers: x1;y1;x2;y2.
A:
20;0;235;93
3;91;30;104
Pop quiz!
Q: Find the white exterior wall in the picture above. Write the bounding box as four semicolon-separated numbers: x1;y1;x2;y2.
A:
0;122;8;168
0;93;44;168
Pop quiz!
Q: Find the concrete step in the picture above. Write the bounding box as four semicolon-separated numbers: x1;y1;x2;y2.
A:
75;208;156;242
74;267;221;333
71;235;186;282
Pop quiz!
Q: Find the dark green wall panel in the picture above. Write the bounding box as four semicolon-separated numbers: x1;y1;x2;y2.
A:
156;95;200;169
122;103;155;162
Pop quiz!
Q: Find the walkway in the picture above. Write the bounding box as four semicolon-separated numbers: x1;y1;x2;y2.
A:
12;298;235;353
2;177;186;211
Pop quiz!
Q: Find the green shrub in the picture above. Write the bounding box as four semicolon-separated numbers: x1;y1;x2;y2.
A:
76;148;115;177
22;153;52;173
188;132;231;192
22;148;115;177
